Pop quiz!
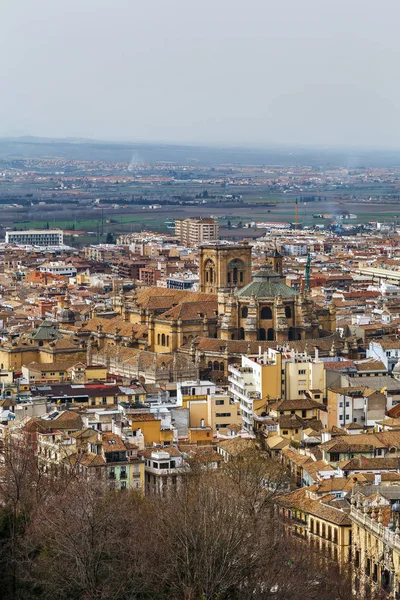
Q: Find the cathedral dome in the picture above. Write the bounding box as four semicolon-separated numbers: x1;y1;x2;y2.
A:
235;265;297;300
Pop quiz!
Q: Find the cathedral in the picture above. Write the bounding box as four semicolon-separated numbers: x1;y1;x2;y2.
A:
73;242;337;382
199;243;335;342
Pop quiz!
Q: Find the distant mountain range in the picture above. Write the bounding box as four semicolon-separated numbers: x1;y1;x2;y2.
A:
1;136;400;167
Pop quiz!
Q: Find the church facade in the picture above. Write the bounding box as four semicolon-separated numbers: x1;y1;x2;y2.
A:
200;243;335;342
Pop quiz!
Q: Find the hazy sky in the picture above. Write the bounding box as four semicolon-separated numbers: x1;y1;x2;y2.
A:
2;0;400;148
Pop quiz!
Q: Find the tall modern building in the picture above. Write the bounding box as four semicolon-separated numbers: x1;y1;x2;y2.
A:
175;218;219;246
5;229;64;246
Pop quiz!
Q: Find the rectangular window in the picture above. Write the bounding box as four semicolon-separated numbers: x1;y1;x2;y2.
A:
298;369;306;375
216;399;224;405
102;397;107;404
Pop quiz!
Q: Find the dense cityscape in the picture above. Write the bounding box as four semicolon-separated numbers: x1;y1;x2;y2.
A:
0;138;399;597
4;0;400;597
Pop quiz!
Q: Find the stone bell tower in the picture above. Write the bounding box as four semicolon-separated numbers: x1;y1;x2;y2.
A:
199;242;252;293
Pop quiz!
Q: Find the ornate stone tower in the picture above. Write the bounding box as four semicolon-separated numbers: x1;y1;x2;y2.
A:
199;243;252;293
270;248;283;276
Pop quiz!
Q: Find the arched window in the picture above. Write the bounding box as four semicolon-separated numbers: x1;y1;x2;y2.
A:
213;361;219;371
208;361;213;369
204;259;215;287
267;328;274;341
260;306;272;320
183;336;187;343
241;306;248;319
231;333;235;340
285;306;292;319
259;328;266;341
227;259;245;286
239;327;245;340
288;327;295;341
219;362;224;371
161;333;166;346
166;335;170;346
157;334;160;345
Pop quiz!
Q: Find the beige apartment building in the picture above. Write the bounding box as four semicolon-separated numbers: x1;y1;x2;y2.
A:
175;218;219;245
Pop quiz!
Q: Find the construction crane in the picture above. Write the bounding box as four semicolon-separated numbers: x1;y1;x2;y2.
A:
305;253;312;292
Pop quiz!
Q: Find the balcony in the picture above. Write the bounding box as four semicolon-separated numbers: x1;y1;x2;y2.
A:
231;387;259;404
350;506;400;553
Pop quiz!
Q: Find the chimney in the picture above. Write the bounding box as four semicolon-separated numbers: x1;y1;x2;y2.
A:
200;418;205;428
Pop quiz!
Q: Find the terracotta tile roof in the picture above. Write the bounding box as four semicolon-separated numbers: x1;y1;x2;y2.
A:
388;404;400;418
71;451;106;467
324;360;356;371
275;398;326;412
158;300;218;322
52;411;83;430
180;334;343;355
321;431;400;452
278;414;306;429
218;438;256;456
308;477;355;494
338;456;400;471
134;287;217;311
374;339;400;350
82;317;147;340
354;359;387;372
277;488;351;526
101;432;127;453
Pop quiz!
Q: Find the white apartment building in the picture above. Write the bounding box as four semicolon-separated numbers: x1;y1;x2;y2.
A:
176;380;216;406
228;349;325;433
368;340;400;372
175;218;219;245
38;261;77;277
143;448;186;494
228;363;262;434
282;243;308;256
6;229;64;246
